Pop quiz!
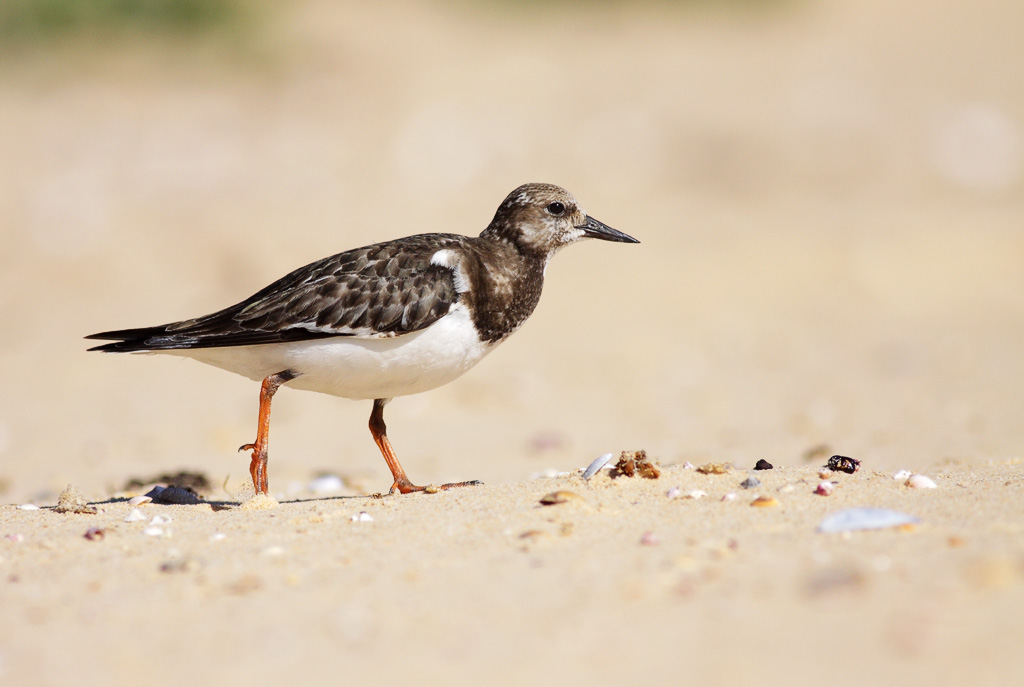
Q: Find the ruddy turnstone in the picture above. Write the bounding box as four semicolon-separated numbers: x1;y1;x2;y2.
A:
87;183;639;496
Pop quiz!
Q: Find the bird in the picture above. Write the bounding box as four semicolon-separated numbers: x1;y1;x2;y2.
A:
87;183;639;496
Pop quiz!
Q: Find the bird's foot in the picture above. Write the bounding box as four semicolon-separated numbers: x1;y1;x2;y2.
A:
388;478;483;495
239;443;269;495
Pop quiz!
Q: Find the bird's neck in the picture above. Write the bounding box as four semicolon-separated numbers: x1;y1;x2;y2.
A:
463;238;548;345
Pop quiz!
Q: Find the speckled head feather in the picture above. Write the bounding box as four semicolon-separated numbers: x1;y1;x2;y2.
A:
481;183;637;257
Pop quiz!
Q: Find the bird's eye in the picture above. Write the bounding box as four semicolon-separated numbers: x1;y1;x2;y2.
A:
546;201;565;216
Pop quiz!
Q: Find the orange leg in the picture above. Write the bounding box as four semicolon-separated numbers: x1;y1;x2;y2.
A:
369;398;482;495
238;370;296;495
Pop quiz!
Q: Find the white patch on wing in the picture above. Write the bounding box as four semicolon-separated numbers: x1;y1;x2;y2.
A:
163;304;495;400
430;248;470;293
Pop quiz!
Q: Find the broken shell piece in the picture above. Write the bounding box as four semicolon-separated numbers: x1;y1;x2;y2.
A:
128;495;153;506
350;511;373;522
818;508;919;533
815;481;835;496
721;492;737;502
17;504;39;511
639;531;660;546
740;476;761;489
539;491;584;506
681;462;695;470
309;474;344;494
124;508;146;522
905;474;937;489
143;527;165;537
892;469;912;481
149;515;172;526
150;486;202;505
751;496;779;508
666;487;682;499
685;490;707;500
582;453;615;480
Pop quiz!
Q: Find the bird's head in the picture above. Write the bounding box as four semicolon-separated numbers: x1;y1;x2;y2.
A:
482;183;638;257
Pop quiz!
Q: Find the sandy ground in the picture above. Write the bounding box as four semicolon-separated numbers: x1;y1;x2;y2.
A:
1;0;1023;684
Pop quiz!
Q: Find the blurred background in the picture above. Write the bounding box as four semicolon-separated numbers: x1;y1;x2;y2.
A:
0;0;1022;502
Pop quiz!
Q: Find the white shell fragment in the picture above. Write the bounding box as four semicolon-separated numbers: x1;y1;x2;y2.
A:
17;504;39;511
815;481;835;496
666;487;682;499
124;508;146;522
149;515;172;526
721;492;737;502
582;453;615;480
351;511;373;522
128;495;153;506
905;474;938;489
892;470;912;481
210;532;227;542
818;508;920;533
143;527;166;537
309;475;344;494
686;490;707;499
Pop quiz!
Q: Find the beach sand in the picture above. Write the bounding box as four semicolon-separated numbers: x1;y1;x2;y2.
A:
1;0;1022;684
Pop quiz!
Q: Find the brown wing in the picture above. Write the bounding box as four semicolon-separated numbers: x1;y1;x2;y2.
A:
86;234;468;352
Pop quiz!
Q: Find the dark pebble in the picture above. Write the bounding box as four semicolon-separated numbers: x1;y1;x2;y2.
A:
754;459;774;470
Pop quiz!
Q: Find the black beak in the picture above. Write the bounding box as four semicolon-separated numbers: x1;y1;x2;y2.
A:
577;216;639;244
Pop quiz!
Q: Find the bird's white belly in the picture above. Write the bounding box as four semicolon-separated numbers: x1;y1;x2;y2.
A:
163;304;495;399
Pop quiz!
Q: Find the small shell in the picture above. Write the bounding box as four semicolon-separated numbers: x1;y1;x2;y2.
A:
892;469;912;481
818;508;919;533
128;495;153;506
17;504;39;511
751;496;779;508
681;462;695;470
666;487;682;499
309;474;345;494
142;527;165;537
639;531;660;546
350;511;373;522
582;453;615;480
815;481;835;496
905;474;937;489
685;490;707;500
123;508;146;522
539;491;584;505
739;476;761;489
721;492;737;502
